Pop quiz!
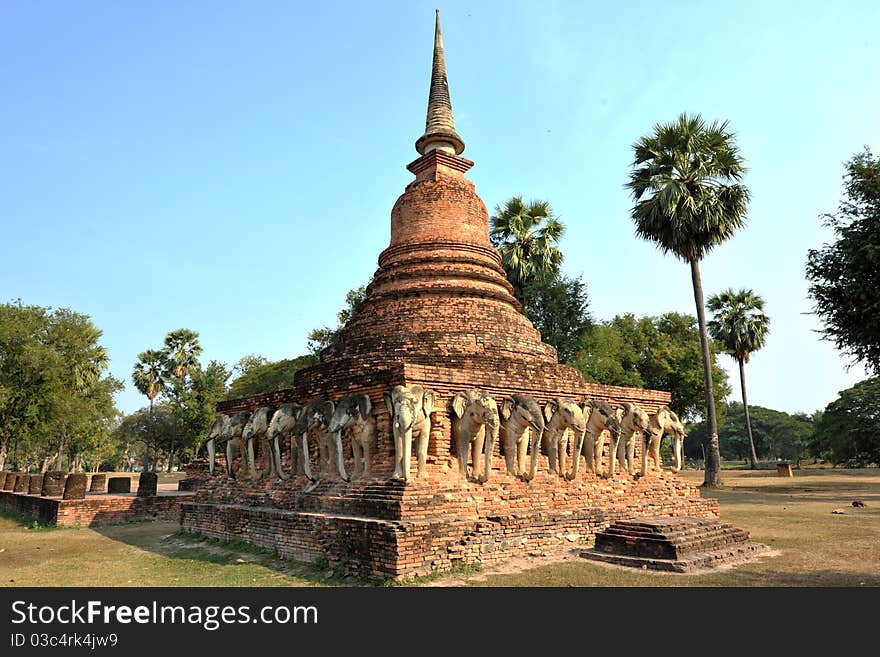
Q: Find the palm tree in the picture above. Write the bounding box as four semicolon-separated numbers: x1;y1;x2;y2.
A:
132;349;168;471
162;329;202;472
708;288;770;470
627;113;750;487
490;197;565;306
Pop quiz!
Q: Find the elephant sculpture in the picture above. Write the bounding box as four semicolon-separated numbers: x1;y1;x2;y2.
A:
641;406;686;475
327;393;375;480
451;390;500;483
264;402;303;480
499;394;544;478
614;402;650;476
203;414;231;475
575;400;622;479
294;399;343;483
222;411;252;478
241;406;273;479
541;398;586;480
383;384;435;481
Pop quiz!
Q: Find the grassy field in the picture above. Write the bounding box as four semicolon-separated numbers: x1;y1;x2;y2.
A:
0;468;877;587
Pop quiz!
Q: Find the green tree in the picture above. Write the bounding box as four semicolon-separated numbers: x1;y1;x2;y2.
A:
574;312;730;423
806;148;880;374
226;355;317;399
161;329;203;472
307;286;367;355
707;288;770;469
523;275;592;363
688;402;815;465
627;113;750;486
132;349;168;471
490;197;565;306
810;377;880;467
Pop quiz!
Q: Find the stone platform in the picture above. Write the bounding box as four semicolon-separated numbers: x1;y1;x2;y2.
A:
0;488;193;527
579;516;769;573
181;464;718;579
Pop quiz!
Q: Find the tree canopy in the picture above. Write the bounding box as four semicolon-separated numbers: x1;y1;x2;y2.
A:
225;355;317;400
811;377;880;467
307;286;367;356
523;274;592;364
574;312;731;424
806;148;880;374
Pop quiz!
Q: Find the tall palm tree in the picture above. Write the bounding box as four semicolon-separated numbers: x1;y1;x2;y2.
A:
627;113;750;487
162;329;202;472
490;197;565;306
708;288;770;470
132;349;168;472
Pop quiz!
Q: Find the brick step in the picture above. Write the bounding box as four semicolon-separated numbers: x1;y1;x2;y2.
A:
580;541;770;573
594;517;754;559
599;525;750;550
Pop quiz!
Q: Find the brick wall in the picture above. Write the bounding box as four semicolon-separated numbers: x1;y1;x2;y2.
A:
0;490;191;527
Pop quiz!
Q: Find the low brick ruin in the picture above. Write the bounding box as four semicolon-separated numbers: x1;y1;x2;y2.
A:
182;13;723;580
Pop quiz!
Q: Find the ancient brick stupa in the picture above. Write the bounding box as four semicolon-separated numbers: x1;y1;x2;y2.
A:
182;12;718;578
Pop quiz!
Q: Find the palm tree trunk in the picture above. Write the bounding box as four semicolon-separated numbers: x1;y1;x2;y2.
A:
146;397;154;472
738;358;758;469
689;258;722;487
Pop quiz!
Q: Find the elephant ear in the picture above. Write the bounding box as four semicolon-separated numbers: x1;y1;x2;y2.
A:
357;394;372;419
383;390;394;416
321;399;335;420
500;398;514;421
543;399;558;422
452;392;468;419
423;390;435;416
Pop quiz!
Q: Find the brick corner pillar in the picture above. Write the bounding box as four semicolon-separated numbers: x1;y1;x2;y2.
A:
1;472;16;491
0;472;7;489
13;474;30;493
107;477;132;494
28;474;44;495
89;473;107;493
41;471;67;496
62;473;88;500
137;472;158;497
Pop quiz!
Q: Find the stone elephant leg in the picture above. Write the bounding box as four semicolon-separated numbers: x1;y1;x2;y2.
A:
271;437;289;480
362;438;373;478
300;432;315;482
473;428;485;480
415;422;429;478
592;431;605;474
616;432;629;475
456;428;470;479
333;431;349;482
351;437;362;478
226;440;236;478
479;424;497;484
525;428;543;481
402;426;413;481
606;431;621;478
626;435;637;475
672;436;683;473
566;428;586;480
557;431;569;478
246;437;258;479
517;429;529;476
207;439;216;474
503;427;519;476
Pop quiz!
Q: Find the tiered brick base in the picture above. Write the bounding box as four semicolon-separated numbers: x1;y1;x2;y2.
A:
0;489;192;527
579;516;768;573
181;466;717;579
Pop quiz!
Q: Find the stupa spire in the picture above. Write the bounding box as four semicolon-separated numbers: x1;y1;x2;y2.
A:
415;10;465;156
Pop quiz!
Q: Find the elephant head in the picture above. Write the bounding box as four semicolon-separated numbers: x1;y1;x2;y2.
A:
642;406;687;476
383;385;435;481
328;393;375;480
203;414;232;474
241;406;273;480
264;402;303;480
451;389;500;483
500;394;544;478
224;411;252;478
615;402;650;475
294;399;338;483
541;398;586;480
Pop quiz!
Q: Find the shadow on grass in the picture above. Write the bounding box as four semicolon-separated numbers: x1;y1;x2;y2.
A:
90;523;383;587
0;507;59;531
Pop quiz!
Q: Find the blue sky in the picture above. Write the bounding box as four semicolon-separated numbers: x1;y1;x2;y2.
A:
2;1;878;416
